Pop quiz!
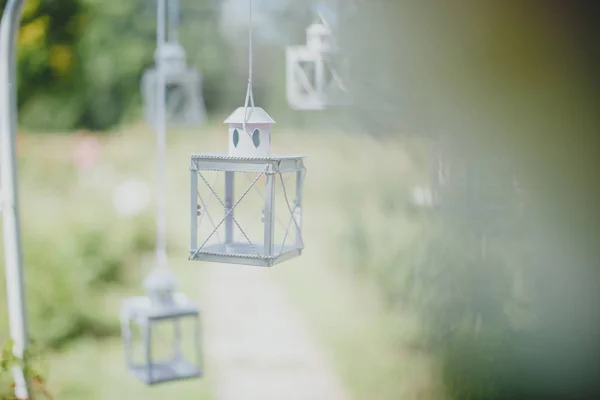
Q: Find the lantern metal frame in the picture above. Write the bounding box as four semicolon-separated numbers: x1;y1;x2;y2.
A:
120;292;203;385
189;154;306;267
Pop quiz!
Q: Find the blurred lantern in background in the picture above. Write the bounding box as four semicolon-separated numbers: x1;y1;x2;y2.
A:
141;0;207;128
120;268;202;385
122;0;203;386
285;12;349;111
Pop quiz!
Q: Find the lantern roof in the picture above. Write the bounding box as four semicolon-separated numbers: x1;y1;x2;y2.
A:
307;22;331;36
143;268;178;292
224;107;275;125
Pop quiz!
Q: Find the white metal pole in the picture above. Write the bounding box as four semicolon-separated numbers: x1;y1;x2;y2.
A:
156;0;169;270
0;0;31;399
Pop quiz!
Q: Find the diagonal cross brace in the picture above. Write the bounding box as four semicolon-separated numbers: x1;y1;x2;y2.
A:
192;168;266;258
243;172;294;235
294;62;316;93
196;172;222;244
276;167;306;254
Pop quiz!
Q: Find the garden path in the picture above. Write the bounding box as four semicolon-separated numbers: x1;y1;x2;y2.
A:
200;264;350;400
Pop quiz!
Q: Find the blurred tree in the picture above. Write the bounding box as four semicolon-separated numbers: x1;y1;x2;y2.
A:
0;0;85;131
2;0;235;131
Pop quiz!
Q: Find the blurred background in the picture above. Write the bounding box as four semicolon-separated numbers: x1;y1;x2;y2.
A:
1;0;600;399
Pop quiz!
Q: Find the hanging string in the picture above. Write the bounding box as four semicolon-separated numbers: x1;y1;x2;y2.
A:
167;0;180;43
155;0;169;270
242;0;255;134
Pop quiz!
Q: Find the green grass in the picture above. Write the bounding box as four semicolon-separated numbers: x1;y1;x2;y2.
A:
270;133;447;400
1;123;215;399
46;338;211;400
275;130;527;400
2;124;448;400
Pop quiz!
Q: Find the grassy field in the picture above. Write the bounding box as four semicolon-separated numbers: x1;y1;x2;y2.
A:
2;124;215;399
1;122;444;399
270;133;445;400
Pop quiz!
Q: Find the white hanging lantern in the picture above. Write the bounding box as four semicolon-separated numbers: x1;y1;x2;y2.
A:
141;0;206;128
189;116;306;267
141;43;207;128
120;269;202;385
189;0;306;267
285;15;349;111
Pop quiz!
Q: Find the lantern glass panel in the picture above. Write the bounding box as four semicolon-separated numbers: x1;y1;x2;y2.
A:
272;170;302;252
121;296;202;385
148;317;199;370
166;83;188;119
190;155;305;267
125;320;146;367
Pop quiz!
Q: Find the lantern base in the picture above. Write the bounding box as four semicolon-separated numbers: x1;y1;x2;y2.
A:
190;242;301;267
129;358;201;385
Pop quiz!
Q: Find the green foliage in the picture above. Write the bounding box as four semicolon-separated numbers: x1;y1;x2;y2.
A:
0;339;52;400
409;225;520;400
5;0;236;131
6;0;86;132
0;135;158;350
337;156;529;399
0;132;209;397
19;212;156;349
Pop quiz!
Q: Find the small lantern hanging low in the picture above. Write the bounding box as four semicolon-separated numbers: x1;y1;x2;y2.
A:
123;1;202;381
189;0;306;267
120;268;202;385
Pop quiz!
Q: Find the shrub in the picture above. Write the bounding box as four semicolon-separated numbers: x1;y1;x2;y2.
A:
0;339;51;400
409;224;519;399
335;147;529;399
18;210;156;349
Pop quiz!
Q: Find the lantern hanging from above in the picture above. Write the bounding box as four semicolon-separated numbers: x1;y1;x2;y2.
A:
189;0;306;267
141;0;206;128
285;13;349;111
120;268;202;385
